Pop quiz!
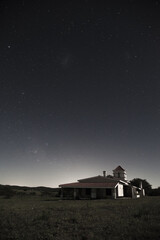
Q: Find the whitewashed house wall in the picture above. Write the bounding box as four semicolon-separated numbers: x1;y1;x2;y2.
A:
117;183;124;197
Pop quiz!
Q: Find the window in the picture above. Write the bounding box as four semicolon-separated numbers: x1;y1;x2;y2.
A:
106;189;112;195
86;188;91;195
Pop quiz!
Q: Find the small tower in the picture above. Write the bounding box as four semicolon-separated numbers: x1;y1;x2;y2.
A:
113;166;127;180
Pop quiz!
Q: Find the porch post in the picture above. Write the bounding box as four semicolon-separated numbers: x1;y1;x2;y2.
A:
91;188;96;199
73;188;77;199
113;188;116;199
131;187;136;199
60;188;63;199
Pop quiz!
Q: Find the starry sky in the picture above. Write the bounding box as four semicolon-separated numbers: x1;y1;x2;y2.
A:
0;0;160;188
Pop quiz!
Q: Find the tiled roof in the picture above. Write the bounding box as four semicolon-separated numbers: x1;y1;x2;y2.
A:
113;165;125;171
78;175;119;183
59;182;118;188
78;175;102;182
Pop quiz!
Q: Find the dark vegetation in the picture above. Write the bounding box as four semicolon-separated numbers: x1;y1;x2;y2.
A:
0;184;60;199
149;187;160;196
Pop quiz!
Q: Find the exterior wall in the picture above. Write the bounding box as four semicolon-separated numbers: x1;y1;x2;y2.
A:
131;187;143;199
61;187;115;199
124;185;132;197
96;188;114;199
96;189;106;198
142;189;145;197
117;183;124;197
131;187;137;199
132;187;145;198
79;188;86;198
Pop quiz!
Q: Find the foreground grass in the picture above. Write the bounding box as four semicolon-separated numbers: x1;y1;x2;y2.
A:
0;196;160;240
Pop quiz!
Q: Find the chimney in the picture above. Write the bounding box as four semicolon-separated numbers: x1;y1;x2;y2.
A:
103;171;106;177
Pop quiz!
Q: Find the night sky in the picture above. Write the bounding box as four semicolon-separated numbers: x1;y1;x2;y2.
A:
1;0;160;188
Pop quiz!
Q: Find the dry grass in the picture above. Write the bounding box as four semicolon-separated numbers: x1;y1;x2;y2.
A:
0;196;160;240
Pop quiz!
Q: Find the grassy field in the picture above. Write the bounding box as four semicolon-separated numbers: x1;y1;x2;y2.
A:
0;196;160;240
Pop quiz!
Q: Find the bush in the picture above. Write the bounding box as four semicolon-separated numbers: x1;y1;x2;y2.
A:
150;187;160;196
0;185;14;199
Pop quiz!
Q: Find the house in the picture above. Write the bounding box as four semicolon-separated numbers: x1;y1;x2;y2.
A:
59;166;145;199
